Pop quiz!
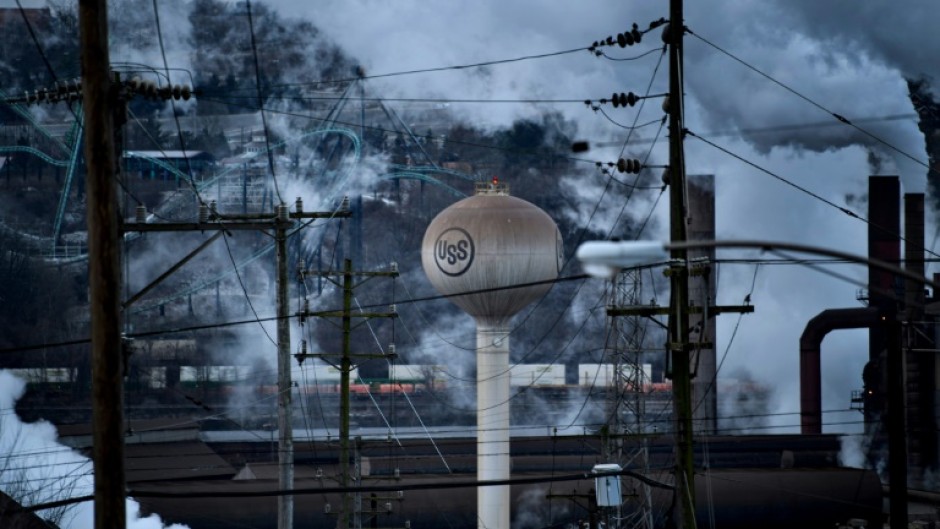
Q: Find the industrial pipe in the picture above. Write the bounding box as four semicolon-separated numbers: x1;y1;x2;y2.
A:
799;307;880;434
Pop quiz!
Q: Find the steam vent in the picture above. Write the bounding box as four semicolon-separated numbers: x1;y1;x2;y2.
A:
421;180;562;529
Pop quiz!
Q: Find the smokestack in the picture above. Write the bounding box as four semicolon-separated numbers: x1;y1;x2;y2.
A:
903;193;936;483
799;307;880;434
867;176;900;381
687;175;716;432
904;193;925;318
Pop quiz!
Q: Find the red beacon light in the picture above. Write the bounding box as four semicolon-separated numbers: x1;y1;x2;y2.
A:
476;175;509;195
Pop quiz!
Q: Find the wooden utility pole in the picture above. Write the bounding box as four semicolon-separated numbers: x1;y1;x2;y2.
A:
275;203;294;529
297;259;398;529
665;0;696;527
79;0;125;527
125;202;349;529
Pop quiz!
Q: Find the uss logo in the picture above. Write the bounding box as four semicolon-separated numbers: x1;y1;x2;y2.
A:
434;227;475;276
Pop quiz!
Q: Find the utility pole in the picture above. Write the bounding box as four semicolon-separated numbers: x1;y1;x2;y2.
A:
665;0;696;526
275;203;293;529
125;200;349;529
297;259;398;529
79;0;125;526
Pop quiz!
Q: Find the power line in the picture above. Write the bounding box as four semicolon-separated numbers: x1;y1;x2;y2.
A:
187;19;665;96
685;130;940;262
193;93;630;169
691;265;760;418
14;0;59;89
4;241;938;356
150;0;204;207
687;128;862;216
597;47;663;62
245;0;284;206
0;405;878;475
687;29;940;181
22;467;669;512
220;229;277;346
0;273;594;354
225;47;590;93
199;94;599;104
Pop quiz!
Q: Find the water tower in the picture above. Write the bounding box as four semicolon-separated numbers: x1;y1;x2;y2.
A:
421;180;562;529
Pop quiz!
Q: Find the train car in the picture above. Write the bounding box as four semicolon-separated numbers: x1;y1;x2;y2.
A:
577;363;653;389
294;364;357;384
388;364;448;390
509;364;565;387
6;367;76;384
178;366;254;392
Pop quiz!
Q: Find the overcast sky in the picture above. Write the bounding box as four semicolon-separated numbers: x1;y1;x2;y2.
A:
254;0;939;434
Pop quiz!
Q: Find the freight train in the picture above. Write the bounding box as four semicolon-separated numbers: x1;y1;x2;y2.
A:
5;363;668;396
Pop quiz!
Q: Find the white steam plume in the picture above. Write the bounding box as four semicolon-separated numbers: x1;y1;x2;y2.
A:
0;370;189;529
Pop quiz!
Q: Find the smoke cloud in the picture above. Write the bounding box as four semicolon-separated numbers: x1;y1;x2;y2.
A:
0;370;189;529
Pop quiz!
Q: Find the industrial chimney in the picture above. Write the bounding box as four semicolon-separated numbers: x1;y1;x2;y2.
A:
421;180;562;529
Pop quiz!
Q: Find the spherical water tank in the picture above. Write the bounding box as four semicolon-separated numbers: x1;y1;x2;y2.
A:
422;183;562;529
421;187;562;327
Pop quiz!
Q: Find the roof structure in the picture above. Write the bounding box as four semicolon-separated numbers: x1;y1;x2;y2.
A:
0;490;58;529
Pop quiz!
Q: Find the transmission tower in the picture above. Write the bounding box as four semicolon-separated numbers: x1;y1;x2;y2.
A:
605;268;654;529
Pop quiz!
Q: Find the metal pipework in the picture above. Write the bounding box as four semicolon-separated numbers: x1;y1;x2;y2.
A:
799;307;880;434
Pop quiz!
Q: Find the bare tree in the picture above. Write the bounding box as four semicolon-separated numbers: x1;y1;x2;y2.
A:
0;415;89;527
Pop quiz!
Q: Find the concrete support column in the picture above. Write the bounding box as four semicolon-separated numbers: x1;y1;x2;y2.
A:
477;325;511;529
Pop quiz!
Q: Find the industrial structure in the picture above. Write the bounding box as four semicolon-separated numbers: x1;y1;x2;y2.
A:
421;179;563;529
800;175;940;493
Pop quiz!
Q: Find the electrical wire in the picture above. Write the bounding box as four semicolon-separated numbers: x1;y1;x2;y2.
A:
0;405;881;475
123;107;202;217
686;129;940;263
14;0;58;84
13;0;80;124
195;94;607;168
224;47;589;93
22;466;669;511
6;242;939;357
597;47;663;62
219;229;277;346
245;0;284;206
351;297;452;473
690;265;760;419
150;0;204;207
687;29;940;182
618;46;667;161
389;46;668;389
297;275;334;439
200;94;596;104
596;108;657;131
687;130;862;219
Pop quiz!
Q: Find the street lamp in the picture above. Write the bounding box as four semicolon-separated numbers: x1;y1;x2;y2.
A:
575;241;668;279
576;239;940;292
576;238;928;529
